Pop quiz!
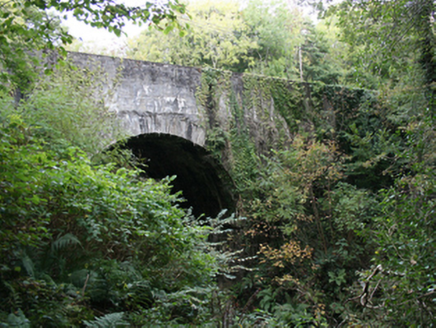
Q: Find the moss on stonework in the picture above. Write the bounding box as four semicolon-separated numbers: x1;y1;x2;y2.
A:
197;68;376;187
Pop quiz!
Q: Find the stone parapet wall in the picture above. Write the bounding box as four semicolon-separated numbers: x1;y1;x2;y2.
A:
68;52;207;146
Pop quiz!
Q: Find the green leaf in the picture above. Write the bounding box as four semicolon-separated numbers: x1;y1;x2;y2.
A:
163;24;175;35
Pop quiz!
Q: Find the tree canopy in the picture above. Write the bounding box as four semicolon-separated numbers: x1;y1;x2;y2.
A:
125;0;352;83
0;0;187;91
128;0;258;71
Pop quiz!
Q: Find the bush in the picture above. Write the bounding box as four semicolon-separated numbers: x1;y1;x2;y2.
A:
0;108;222;326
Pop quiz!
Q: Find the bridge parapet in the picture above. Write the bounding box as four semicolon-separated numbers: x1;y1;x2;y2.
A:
68;52;207;146
66;52;373;162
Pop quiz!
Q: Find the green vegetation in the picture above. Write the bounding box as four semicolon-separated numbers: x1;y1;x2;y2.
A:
0;1;238;326
126;0;345;83
0;0;187;92
0;63;247;326
128;0;258;71
1;0;435;326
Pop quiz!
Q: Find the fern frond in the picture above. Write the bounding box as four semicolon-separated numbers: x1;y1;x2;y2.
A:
3;281;22;310
6;309;31;328
51;233;82;252
83;312;128;327
18;252;35;278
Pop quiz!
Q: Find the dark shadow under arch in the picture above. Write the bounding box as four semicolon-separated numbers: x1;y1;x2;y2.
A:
123;133;235;218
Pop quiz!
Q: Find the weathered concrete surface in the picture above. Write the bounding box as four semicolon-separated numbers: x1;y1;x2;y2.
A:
68;52;207;146
66;52;291;151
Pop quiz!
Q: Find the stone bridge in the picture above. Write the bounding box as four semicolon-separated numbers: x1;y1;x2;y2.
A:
68;51;286;147
67;52;370;218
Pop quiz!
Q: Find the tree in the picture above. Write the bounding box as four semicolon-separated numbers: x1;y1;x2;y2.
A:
242;0;304;79
320;1;436;325
0;0;64;93
325;0;435;89
127;0;346;83
299;20;343;84
0;0;187;91
27;0;187;36
128;0;258;72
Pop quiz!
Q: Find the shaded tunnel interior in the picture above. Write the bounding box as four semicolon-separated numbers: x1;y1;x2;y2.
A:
123;133;235;218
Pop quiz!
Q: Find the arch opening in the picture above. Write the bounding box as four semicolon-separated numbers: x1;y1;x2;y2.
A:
123;133;235;218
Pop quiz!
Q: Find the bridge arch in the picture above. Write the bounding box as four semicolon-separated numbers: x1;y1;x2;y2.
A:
117;109;206;147
122;133;235;218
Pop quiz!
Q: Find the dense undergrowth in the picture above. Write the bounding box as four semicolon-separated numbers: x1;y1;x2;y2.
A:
0;115;213;326
1;60;435;327
0;66;248;327
197;64;436;326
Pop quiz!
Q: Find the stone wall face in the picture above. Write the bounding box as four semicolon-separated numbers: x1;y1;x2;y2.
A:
60;52;370;217
68;52;207;146
66;52;294;153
